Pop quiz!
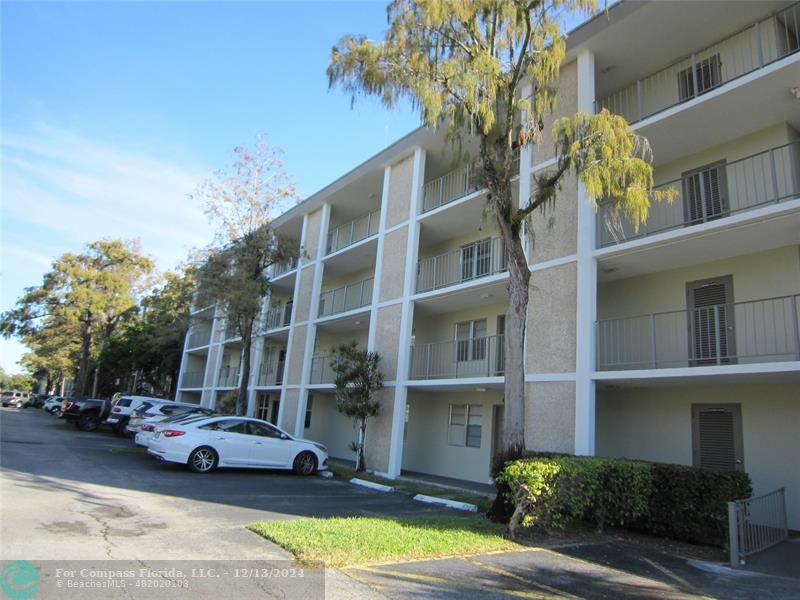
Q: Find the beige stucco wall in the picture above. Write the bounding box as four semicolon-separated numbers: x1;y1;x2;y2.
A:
285;325;307;384
596;383;800;529
526;261;578;373
413;302;507;347
527;173;579;264
598;245;800;320
379;227;408;302
314;329;368;356
303;393;358;461
279;388;300;433
418;227;501;262
293;267;316;323
387;154;415;228
303;208;323;262
321;266;375;295
525;381;576;453
530;60;578;167
403;390;503;483
373;304;403;381
364;387;396;474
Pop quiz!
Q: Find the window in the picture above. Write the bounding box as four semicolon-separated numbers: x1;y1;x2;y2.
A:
682;161;728;226
448;404;482;448
460;238;492;281
692;404;743;471
456;319;487;362
304;397;313;429
677;54;721;102
248;421;283;438
256;393;280;425
202;419;248;433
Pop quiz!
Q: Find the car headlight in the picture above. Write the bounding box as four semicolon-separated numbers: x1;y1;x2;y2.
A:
312;443;327;453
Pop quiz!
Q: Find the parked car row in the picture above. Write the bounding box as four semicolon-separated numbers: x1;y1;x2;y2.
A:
24;393;329;476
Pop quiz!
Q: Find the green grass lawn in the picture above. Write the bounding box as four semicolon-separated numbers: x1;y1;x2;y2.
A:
249;515;523;566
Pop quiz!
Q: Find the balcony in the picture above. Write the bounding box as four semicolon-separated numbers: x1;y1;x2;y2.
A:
257;360;285;387
416;237;506;294
181;371;204;388
273;257;298;278
309;355;335;384
326;210;380;255
264;304;292;331
318;277;374;318
409;335;505;380
422;150;520;214
186;326;211;349
217;365;240;388
597;140;800;248
598;3;800;124
596;295;800;371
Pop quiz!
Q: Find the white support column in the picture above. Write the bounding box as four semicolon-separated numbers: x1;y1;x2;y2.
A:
367;166;392;349
294;203;331;437
575;49;597;456
208;304;226;411
277;214;310;429
246;295;269;417
387;146;425;478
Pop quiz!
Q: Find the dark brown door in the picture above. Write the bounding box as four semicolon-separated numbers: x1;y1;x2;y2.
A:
692;404;744;471
687;276;736;366
682;160;729;226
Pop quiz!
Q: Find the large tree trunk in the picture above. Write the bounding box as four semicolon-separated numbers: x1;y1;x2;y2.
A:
75;321;92;397
356;417;367;472
91;362;100;397
236;331;253;416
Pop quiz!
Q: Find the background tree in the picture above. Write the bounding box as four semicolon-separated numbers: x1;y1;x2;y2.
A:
0;367;35;392
193;137;299;415
1;240;154;397
328;0;672;463
329;341;384;472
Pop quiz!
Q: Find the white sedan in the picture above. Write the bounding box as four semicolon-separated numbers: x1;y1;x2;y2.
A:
147;416;328;475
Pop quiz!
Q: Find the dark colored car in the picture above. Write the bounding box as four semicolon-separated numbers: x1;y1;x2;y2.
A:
63;398;111;432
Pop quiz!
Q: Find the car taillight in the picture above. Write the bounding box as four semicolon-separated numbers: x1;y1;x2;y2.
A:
64;401;74;410
161;430;185;437
112;407;121;413
141;424;155;432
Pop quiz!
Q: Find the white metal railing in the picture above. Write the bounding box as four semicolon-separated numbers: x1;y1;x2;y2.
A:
257;360;285;387
728;488;788;567
186;326;211;349
416;237;507;293
318;277;374;318
422;149;520;213
597;295;800;371
217;365;240;388
264;304;292;331
181;371;204;388
309;355;335;384
598;3;800;123
273;257;298;278
326;209;380;254
410;335;505;380
598;140;800;247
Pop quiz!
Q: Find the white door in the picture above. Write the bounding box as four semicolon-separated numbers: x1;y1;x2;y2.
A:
205;419;252;465
246;421;294;467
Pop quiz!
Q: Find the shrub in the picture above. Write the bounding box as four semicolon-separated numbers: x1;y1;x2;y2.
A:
497;454;752;547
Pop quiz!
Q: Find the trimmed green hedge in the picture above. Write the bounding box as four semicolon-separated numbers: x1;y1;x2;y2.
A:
497;454;751;546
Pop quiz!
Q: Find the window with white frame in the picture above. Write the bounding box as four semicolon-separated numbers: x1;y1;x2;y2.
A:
677;54;721;102
456;319;487;362
447;404;482;447
460;238;492;281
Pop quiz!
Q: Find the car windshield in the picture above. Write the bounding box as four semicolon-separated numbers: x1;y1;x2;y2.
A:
1;392;14;397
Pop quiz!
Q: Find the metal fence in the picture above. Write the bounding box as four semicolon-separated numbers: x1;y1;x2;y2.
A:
326;209;380;255
318;277;374;318
409;335;505;380
273;257;298;278
598;140;800;247
422;150;520;213
598;3;800;123
728;488;788;567
416;237;507;293
217;365;240;388
186;326;211;349
257;360;285;387
264;305;291;331
597;295;800;371
181;371;204;388
309;356;335;384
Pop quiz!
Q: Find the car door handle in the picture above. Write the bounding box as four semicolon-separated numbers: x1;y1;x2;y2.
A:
254;441;263;445
216;436;226;440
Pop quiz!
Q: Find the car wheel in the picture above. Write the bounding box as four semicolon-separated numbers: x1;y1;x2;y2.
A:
77;413;100;432
53;408;63;418
15;401;23;408
112;419;132;438
293;451;318;476
188;447;218;473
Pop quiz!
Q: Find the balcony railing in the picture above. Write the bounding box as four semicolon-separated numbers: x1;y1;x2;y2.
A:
181;371;205;388
273;257;298;278
409;335;505;380
217;365;241;388
309;355;335;384
598;3;800;124
264;304;292;331
318;277;374;318
416;237;507;293
422;150;520;213
598;141;800;247
257;360;285;387
326;209;380;255
596;295;800;371
186;326;211;349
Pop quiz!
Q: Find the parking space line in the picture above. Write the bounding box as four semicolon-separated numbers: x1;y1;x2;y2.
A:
340;567;387;594
459;556;582;600
640;557;710;599
355;565;451;584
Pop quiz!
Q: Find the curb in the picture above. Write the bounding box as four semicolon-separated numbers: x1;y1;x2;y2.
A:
351;478;395;493
413;494;478;512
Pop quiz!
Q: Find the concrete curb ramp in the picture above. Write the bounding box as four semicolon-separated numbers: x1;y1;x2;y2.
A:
351;478;395;493
413;494;478;512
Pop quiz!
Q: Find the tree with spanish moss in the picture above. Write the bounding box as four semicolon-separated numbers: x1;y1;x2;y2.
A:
327;0;672;468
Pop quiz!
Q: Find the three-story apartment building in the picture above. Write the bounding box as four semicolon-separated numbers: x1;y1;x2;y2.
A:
176;1;800;527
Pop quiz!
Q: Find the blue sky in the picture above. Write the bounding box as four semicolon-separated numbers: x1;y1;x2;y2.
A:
1;1;591;374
